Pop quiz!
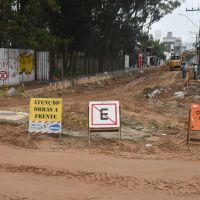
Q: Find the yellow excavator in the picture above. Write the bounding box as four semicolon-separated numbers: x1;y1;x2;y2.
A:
167;50;196;71
167;53;182;71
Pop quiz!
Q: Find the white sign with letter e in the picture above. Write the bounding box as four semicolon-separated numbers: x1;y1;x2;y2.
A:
89;101;120;128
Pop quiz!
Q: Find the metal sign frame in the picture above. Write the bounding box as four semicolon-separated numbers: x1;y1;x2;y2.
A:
187;109;191;145
88;101;121;145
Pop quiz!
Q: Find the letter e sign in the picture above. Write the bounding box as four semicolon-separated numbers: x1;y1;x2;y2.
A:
89;101;120;128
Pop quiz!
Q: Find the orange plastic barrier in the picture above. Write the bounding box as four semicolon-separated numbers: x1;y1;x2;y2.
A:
187;104;200;144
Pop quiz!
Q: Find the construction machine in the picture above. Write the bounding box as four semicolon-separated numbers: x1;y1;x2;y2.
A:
167;50;196;71
167;52;181;71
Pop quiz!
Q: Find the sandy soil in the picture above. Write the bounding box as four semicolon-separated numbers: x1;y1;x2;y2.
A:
1;67;200;200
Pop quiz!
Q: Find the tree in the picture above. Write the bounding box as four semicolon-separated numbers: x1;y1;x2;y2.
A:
0;0;61;50
85;0;183;56
0;0;183;55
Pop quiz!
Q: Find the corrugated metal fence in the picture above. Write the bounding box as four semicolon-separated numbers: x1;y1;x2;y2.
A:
0;49;50;86
0;48;132;86
36;52;50;81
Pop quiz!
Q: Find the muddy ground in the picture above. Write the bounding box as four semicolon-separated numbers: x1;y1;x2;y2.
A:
1;67;200;200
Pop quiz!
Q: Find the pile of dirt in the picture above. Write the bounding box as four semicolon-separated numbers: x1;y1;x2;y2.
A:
1;66;200;200
0;66;199;158
0;124;36;149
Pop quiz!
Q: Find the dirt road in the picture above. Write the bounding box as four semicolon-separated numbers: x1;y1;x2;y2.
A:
1;67;200;199
1;144;200;200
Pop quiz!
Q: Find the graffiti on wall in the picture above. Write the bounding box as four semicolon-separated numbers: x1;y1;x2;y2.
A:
0;48;35;86
0;49;19;83
9;49;19;79
19;53;33;75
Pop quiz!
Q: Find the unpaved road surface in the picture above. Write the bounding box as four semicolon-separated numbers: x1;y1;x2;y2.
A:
1;145;200;200
1;67;200;200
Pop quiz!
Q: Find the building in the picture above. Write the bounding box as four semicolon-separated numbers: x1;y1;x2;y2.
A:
162;32;182;55
182;42;195;50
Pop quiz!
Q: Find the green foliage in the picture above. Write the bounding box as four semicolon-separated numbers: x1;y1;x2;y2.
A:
0;0;183;54
139;32;166;59
0;0;63;50
151;40;166;60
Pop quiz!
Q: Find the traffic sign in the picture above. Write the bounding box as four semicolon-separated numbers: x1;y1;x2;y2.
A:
190;104;200;131
0;71;8;80
89;101;120;128
187;104;200;145
29;98;62;134
88;101;121;145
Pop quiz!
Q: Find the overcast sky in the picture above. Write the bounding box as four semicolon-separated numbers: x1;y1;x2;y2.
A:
150;0;200;42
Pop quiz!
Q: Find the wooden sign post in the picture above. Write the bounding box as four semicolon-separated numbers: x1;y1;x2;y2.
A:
88;101;121;145
187;104;200;145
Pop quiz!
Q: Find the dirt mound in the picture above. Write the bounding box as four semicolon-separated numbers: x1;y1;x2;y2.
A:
1;66;200;199
0;124;36;149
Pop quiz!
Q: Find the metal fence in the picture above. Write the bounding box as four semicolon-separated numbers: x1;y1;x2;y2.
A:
53;53;126;79
0;48;133;85
36;52;50;81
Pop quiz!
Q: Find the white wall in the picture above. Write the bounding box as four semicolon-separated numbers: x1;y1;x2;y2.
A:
0;48;35;86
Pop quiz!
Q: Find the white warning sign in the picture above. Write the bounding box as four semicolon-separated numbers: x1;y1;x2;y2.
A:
89;101;120;128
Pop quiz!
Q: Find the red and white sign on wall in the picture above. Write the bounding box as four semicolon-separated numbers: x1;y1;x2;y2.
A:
89;101;120;128
0;71;8;81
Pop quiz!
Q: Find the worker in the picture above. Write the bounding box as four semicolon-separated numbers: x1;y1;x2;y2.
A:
181;60;186;79
193;63;198;80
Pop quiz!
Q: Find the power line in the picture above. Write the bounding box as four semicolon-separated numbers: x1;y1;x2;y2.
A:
186;8;200;11
185;0;200;72
186;0;200;11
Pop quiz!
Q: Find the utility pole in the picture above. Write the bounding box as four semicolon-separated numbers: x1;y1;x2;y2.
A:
197;31;200;73
186;8;200;75
2;0;7;48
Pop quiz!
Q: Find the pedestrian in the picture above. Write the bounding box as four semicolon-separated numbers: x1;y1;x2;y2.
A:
193;63;198;80
181;61;186;79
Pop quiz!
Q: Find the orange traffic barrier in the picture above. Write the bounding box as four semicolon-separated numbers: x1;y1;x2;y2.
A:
187;104;200;144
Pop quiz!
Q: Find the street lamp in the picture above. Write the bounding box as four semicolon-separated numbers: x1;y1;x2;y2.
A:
178;13;199;30
179;14;200;74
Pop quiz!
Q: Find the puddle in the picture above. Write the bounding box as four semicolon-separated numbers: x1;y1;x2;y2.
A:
0;111;18;116
0;110;28;123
